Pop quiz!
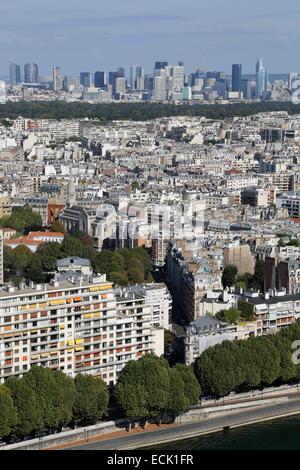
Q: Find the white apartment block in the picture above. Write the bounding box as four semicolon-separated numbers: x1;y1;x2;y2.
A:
0;266;164;386
225;175;258;190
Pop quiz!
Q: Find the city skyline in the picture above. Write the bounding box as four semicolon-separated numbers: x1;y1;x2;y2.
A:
0;0;300;75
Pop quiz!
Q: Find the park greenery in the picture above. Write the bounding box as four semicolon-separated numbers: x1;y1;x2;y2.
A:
1;101;300;123
0;206;43;233
0;366;109;439
0;206;153;286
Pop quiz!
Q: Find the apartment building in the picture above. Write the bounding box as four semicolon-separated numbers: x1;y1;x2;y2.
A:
277;192;300;218
223;243;255;275
0;195;12;218
184;315;257;366
237;289;300;336
0;262;163;386
115;283;172;330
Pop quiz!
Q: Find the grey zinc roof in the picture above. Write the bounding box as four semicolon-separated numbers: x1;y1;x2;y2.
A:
56;257;91;267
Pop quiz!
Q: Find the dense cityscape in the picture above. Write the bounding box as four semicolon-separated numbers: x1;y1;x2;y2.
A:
0;58;298;104
2;0;300;456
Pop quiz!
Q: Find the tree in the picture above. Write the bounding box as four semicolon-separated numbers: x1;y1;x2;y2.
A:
37;242;62;272
140;355;170;419
128;268;144;285
131;181;140;190
216;307;240;325
238;300;255;321
0;385;17;438
3;246;16;270
253;259;265;292
175;364;201;406
109;271;128;286
73;374;109;425
222;265;238;288
50;221;66;233
13;245;32;273
83;245;97;265
167;368;189;418
61;235;84;258
0;207;42;233
26;254;46;283
23;366;61;430
5;377;43;437
115;361;147;419
52;370;76;428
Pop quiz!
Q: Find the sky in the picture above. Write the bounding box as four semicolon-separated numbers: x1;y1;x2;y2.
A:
0;0;299;77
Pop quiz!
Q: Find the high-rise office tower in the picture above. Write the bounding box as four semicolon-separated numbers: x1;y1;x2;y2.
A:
130;65;144;90
116;67;125;78
115;77;126;96
144;74;153;92
9;61;21;85
171;63;185;90
80;72;94;88
53;66;63;91
109;69;125;95
155;62;168;70
94;71;106;88
242;79;253;99
256;58;267;98
232;64;242;92
153;70;166;101
24;63;39;84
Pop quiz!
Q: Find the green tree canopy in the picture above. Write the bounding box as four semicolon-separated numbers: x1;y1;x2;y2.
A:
0;385;18;438
73;374;109;425
5;377;43;437
222;265;238;288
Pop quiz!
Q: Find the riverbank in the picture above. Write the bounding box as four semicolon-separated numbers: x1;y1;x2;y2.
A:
62;396;300;450
3;389;300;450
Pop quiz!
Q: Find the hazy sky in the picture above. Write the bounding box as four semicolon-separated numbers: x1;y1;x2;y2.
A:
1;0;299;76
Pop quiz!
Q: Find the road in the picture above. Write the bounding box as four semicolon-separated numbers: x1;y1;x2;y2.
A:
66;396;300;450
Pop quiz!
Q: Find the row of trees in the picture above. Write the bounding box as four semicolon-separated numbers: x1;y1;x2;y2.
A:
0;367;109;439
3;316;300;439
1;101;300;122
4;231;153;287
115;355;200;422
0;356;200;440
194;320;300;398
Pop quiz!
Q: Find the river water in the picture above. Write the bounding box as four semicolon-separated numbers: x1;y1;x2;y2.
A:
145;414;300;450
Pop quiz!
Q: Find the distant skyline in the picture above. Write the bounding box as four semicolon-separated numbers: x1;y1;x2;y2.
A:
1;0;299;75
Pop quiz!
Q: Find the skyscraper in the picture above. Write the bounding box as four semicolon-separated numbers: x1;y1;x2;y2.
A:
232;64;242;92
24;63;38;84
80;72;94;88
94;71;106;88
155;62;168;70
9;61;21;85
53;66;63;91
256;58;267;98
153;70;166;101
171;63;185;91
130;65;144;90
